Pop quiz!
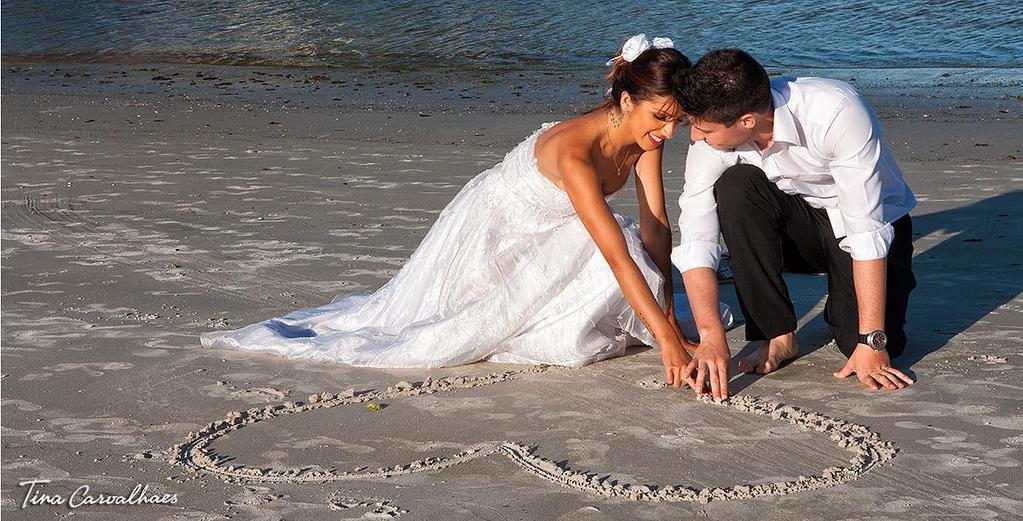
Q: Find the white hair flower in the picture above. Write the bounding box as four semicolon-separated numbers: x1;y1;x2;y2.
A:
605;33;675;66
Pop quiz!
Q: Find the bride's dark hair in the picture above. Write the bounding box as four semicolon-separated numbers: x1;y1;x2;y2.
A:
588;46;691;114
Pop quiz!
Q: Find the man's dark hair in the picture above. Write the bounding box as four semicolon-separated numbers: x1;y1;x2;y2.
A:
678;49;772;125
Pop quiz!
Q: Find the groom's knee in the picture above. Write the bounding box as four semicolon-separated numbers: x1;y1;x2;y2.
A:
713;164;768;212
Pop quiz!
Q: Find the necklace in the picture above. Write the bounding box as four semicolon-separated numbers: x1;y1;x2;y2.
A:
605;112;630;177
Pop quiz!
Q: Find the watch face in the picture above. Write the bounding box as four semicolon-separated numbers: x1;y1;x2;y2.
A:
869;331;887;349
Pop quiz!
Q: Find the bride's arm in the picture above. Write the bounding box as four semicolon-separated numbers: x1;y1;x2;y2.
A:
559;151;693;387
635;149;695;353
634;150;675;315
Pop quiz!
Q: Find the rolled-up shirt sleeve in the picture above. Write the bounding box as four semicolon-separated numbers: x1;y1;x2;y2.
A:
824;97;895;261
671;142;729;272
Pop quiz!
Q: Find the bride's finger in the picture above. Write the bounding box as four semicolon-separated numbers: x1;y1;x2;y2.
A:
670;369;681;387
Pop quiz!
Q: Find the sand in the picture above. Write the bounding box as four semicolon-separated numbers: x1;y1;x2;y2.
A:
169;365;896;503
2;63;1022;520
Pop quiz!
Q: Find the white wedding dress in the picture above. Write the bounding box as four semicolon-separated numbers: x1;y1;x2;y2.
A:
201;123;732;368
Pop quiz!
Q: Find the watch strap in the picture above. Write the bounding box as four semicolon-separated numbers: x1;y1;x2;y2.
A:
858;330;887;351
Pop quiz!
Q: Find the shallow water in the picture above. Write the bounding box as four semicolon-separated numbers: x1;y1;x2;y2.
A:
3;0;1022;71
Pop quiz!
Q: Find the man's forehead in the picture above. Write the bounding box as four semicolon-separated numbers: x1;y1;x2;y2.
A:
689;117;727;130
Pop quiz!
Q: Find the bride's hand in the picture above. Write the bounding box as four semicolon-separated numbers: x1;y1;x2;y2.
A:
660;338;695;389
665;305;699;356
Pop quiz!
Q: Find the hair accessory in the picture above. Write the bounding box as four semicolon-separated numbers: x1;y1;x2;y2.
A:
604;33;675;66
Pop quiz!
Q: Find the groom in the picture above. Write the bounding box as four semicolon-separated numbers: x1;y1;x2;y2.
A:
671;49;917;399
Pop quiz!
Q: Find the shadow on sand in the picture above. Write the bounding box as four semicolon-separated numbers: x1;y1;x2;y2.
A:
722;190;1023;394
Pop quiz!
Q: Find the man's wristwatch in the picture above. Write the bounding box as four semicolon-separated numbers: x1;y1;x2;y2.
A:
858;330;888;351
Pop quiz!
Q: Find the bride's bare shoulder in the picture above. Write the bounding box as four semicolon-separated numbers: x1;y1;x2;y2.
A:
534;114;600;172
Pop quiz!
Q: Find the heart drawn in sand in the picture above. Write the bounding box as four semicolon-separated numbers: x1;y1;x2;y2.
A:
169;365;897;504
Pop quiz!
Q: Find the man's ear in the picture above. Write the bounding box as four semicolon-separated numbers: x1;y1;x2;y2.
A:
738;113;757;129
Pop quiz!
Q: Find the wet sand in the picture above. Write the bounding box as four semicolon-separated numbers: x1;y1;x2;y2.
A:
2;63;1022;520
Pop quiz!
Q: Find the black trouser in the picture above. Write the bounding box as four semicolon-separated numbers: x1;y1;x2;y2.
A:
714;164;916;358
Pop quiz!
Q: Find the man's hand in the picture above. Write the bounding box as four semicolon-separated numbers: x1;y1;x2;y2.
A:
833;344;914;391
684;335;731;400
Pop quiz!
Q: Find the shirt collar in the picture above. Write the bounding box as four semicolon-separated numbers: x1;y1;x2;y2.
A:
770;86;802;147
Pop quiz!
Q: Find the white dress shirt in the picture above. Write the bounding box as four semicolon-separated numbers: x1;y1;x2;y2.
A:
671;77;916;273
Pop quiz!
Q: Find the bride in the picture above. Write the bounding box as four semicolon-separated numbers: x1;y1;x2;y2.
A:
201;34;731;387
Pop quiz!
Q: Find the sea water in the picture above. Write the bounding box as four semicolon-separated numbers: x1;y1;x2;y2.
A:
3;0;1021;72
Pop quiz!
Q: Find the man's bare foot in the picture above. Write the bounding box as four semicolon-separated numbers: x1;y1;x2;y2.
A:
738;333;799;374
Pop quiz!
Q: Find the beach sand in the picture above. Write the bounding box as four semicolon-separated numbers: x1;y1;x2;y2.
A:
2;63;1021;520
